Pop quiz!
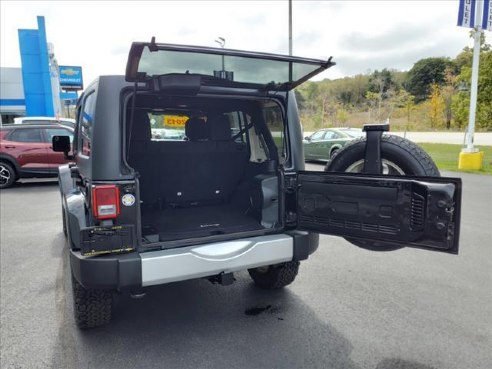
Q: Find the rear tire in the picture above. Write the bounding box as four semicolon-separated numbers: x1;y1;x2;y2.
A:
72;275;113;329
248;261;300;289
0;161;17;189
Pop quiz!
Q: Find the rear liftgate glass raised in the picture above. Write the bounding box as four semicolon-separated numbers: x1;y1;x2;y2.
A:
286;172;461;254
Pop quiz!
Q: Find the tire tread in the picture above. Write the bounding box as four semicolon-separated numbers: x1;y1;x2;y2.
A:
72;276;112;329
248;261;300;289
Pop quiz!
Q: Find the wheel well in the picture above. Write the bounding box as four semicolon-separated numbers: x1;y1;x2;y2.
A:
0;157;18;175
330;145;342;156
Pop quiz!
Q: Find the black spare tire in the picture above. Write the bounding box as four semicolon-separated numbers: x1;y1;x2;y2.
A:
325;135;439;176
325;134;440;251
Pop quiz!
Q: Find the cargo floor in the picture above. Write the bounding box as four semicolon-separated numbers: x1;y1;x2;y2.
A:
141;204;264;242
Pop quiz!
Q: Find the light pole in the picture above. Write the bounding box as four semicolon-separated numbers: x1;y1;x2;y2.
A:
458;1;484;170
215;37;225;71
288;0;292;55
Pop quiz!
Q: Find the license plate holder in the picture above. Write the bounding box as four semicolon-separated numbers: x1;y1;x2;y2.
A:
80;225;135;256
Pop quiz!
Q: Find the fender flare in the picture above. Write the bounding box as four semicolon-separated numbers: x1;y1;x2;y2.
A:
58;165;87;250
65;191;87;250
58;164;73;197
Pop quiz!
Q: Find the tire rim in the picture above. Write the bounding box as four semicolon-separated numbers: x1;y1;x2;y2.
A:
0;164;11;185
345;159;406;175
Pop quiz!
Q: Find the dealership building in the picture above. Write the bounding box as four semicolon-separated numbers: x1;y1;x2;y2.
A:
0;16;81;123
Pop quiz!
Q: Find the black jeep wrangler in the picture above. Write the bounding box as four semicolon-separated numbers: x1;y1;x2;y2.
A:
53;40;461;328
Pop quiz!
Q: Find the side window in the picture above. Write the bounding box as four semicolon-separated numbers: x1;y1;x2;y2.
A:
263;103;286;164
45;128;74;143
8;129;43;143
78;92;96;156
310;131;325;140
323;131;336;140
225;112;245;142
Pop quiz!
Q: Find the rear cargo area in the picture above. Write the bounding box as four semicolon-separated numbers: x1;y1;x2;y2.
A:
126;95;283;244
141;204;264;241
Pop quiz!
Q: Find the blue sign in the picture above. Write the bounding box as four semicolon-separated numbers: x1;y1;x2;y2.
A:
18;16;55;116
484;0;492;31
457;0;476;28
59;65;83;90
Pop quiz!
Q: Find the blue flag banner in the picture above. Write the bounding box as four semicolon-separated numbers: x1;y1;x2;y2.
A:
483;0;492;30
458;0;476;28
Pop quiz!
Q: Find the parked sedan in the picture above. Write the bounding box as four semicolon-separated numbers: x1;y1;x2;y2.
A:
0;123;74;188
303;127;364;161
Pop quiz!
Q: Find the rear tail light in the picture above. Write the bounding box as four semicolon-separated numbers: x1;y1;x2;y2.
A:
92;185;120;220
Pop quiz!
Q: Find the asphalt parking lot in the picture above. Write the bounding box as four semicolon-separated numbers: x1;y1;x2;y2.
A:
0;166;491;369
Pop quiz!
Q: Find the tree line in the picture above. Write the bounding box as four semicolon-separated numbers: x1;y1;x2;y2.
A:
295;35;492;132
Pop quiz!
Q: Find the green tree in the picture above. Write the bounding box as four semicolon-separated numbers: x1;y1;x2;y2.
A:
428;83;445;129
397;90;415;125
451;37;492;130
365;91;380;122
405;57;456;103
441;67;456;129
294;89;306;110
368;68;398;95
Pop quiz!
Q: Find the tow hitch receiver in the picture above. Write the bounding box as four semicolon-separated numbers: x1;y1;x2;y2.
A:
362;123;390;174
208;272;236;286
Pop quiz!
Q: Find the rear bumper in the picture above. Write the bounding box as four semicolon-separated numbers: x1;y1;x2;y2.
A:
141;234;293;287
70;232;318;290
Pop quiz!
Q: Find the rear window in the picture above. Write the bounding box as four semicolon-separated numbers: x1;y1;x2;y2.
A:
134;46;327;89
126;96;284;165
344;129;364;138
147;111;247;142
149;113;187;141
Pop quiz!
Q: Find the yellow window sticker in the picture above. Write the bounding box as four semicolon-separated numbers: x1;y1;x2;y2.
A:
164;115;188;127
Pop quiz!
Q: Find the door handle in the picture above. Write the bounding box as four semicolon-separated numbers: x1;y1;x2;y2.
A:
5;145;16;149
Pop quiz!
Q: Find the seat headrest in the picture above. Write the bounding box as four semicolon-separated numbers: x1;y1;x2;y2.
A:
185;117;209;141
208;114;231;141
127;109;151;141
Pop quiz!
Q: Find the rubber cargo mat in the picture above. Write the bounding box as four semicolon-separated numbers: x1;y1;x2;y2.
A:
142;204;264;242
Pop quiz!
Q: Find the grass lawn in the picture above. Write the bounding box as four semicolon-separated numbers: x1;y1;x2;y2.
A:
418;143;492;175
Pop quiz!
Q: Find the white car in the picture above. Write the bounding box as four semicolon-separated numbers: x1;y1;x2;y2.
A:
13;116;75;128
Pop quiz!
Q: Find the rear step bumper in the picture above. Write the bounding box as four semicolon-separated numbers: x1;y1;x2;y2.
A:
141;234;293;287
70;232;318;290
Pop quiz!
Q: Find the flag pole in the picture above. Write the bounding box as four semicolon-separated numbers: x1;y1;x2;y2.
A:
464;1;483;152
459;0;484;170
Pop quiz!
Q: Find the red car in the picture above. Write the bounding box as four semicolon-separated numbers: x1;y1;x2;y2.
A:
0;123;74;188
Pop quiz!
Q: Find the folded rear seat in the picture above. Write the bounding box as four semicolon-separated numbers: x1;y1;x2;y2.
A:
158;115;248;208
159;117;215;206
207;114;249;199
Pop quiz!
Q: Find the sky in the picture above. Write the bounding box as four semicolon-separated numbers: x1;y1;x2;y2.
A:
1;0;489;86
